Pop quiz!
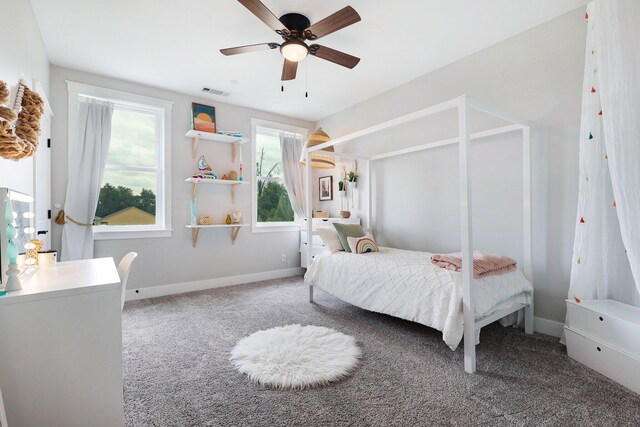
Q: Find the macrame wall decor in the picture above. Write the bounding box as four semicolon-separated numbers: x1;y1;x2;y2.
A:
0;79;45;161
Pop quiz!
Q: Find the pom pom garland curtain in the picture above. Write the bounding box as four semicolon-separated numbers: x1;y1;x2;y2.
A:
569;0;640;305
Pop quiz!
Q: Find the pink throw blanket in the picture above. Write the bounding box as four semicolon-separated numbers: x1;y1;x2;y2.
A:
431;251;517;278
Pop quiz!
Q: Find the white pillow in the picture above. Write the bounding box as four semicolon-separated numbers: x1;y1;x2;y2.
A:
317;228;344;253
347;235;379;254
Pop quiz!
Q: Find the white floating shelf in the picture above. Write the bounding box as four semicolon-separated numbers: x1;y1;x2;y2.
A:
185;129;248;144
185;224;249;247
186;177;249;202
185;177;248;185
185;224;248;229
186;129;249;159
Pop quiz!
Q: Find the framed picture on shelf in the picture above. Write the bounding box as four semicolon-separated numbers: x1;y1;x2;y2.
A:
191;103;216;133
319;176;333;201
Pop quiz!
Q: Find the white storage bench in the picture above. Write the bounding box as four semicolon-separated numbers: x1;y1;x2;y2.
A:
565;299;640;394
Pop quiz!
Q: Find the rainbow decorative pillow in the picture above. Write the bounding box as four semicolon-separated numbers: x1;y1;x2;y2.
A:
346;235;379;254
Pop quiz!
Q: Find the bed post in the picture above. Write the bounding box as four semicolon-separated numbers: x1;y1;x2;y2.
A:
523;125;534;334
366;159;374;236
306;149;314;303
458;96;476;374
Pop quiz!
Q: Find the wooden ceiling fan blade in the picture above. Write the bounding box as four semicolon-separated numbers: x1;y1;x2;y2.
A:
304;6;361;40
310;45;360;69
237;0;289;35
220;43;279;56
281;60;298;81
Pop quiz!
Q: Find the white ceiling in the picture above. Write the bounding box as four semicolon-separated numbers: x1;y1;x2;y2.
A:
31;0;585;121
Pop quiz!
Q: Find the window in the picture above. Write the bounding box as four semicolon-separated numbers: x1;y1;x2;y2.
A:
67;82;172;239
251;119;307;231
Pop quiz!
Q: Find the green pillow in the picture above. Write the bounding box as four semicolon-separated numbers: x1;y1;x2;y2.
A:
333;223;365;253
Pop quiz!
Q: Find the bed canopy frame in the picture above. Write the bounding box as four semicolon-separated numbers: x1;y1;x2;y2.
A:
304;95;533;374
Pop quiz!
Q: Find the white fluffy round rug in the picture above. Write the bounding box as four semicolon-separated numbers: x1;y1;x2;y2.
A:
230;324;361;389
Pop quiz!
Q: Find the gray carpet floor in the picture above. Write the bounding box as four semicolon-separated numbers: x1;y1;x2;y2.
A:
123;276;640;426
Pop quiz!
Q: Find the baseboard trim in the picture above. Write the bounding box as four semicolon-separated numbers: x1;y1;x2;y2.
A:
534;316;564;338
126;267;304;301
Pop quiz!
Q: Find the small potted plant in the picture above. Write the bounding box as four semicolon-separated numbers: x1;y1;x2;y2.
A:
347;170;358;190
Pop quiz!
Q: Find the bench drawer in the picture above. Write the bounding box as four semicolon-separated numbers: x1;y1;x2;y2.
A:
566;300;640;356
565;327;640;394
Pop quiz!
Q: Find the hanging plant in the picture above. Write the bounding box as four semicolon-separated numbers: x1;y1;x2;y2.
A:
338;180;344;191
347;170;358;182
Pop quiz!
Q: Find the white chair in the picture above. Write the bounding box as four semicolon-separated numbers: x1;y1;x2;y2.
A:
117;252;138;311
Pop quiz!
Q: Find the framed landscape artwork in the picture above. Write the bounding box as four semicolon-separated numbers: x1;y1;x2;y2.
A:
319;176;333;201
191;103;216;133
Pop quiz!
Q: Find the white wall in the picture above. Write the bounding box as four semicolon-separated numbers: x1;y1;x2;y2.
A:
0;0;50;195
49;66;313;291
317;8;586;324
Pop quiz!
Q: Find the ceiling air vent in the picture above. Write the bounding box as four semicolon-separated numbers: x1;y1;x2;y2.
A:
202;87;230;97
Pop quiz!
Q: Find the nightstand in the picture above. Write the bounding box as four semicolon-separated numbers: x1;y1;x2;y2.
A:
300;217;360;267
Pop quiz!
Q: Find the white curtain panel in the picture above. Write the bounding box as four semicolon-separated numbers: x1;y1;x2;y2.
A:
61;99;114;261
0;385;7;427
569;0;640;305
280;132;306;218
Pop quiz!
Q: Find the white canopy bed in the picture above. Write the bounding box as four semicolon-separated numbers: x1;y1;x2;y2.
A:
303;96;533;374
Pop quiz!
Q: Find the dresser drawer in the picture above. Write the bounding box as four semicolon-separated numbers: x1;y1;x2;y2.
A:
565;327;640;394
566;299;640;356
300;231;325;246
300;244;326;256
300;247;325;268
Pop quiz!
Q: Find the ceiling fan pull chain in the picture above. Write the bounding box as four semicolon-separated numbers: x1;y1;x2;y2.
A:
305;61;309;98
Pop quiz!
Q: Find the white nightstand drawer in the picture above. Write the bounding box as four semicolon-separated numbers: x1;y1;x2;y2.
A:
300;231;324;246
300;247;325;268
300;244;326;255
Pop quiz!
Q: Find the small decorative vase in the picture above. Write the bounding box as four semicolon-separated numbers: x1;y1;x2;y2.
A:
340;211;351;219
348;181;357;190
190;197;198;226
4;264;21;292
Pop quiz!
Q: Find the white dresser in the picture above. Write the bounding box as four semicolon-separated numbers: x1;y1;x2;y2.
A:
565;299;640;394
300;217;360;267
0;258;124;427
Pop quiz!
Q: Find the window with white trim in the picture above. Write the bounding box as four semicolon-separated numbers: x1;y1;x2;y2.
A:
251;119;307;231
67;82;172;239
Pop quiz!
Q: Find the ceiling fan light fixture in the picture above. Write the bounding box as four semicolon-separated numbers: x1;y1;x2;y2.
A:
280;39;308;62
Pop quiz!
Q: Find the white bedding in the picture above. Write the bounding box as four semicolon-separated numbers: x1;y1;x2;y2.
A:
304;247;533;350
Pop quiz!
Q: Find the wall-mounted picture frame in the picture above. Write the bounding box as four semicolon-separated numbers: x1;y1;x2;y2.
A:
319;176;333;201
191;102;216;133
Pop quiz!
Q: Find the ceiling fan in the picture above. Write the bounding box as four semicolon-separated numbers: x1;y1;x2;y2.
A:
220;0;361;81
